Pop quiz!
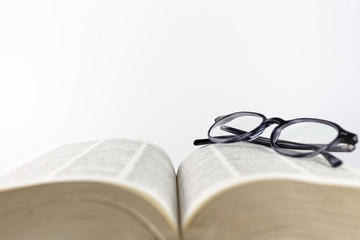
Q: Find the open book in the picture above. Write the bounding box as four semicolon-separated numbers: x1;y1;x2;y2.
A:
1;139;360;240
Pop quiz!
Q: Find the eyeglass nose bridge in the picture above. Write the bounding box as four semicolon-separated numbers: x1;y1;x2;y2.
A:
247;117;286;141
264;117;286;127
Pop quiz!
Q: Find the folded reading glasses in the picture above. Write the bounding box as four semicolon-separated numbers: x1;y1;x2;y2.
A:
194;111;358;167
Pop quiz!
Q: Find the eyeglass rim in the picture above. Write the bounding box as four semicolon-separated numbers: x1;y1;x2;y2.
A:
270;118;343;158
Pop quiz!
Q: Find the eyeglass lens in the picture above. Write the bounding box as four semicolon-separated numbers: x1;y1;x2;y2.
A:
274;121;339;154
209;115;263;138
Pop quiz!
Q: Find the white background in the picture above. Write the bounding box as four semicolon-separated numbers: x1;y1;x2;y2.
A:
0;0;359;174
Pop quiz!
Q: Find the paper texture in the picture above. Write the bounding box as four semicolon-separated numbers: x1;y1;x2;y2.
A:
0;139;178;224
178;142;360;224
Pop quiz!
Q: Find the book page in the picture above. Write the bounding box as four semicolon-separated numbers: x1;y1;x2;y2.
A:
0;139;178;225
177;142;360;225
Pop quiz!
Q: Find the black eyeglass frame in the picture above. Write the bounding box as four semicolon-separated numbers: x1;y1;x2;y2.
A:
194;111;358;168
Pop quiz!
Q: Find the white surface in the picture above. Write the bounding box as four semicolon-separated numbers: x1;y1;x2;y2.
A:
0;0;359;175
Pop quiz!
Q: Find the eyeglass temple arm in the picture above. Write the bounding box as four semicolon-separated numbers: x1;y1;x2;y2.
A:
193;138;214;145
219;126;347;167
320;152;343;167
221;126;355;153
193;135;343;167
192;115;236;145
